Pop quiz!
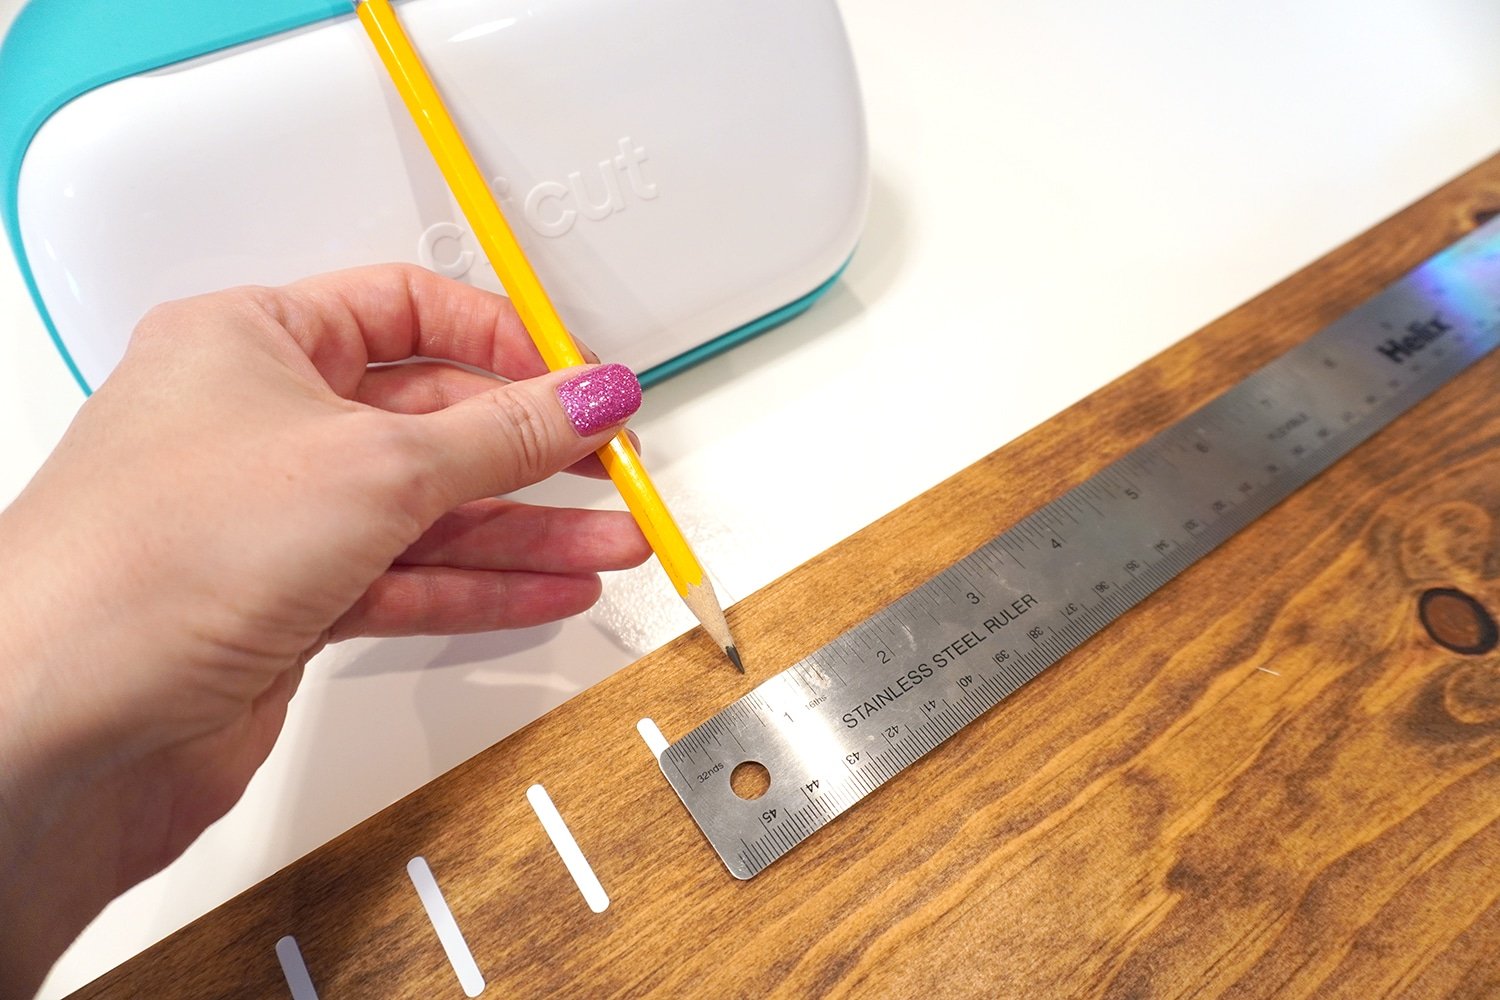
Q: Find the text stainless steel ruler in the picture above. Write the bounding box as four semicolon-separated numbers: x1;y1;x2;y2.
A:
659;217;1500;879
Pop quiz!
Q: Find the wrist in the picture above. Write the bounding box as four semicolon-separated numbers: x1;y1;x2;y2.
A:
0;517;130;997
0;636;132;1000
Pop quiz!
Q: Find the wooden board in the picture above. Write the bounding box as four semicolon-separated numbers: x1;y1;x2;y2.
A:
73;155;1500;998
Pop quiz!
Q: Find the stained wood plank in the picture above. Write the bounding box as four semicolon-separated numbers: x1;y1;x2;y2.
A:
72;154;1500;998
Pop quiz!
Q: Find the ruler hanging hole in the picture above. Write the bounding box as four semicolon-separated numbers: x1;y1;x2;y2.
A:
729;760;771;800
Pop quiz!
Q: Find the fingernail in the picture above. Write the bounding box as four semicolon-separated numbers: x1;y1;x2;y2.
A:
556;364;641;435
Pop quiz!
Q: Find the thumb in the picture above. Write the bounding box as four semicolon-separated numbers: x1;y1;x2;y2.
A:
416;363;641;505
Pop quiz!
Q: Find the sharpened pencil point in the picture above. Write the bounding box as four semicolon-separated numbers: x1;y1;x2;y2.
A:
682;578;741;674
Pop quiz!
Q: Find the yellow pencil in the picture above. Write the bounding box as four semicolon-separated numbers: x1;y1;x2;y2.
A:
352;0;742;671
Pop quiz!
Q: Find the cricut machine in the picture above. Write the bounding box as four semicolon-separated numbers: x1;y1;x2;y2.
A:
0;0;867;393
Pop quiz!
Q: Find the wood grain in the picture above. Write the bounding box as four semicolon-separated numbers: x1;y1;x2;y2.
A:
72;154;1500;999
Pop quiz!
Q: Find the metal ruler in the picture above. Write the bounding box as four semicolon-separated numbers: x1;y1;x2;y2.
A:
658;217;1500;879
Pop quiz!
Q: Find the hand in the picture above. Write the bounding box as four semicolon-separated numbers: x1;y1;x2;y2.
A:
0;264;650;995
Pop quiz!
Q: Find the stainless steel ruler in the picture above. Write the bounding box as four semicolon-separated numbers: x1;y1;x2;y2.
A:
658;217;1500;879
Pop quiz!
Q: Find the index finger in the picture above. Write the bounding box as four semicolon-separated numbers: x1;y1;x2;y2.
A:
261;263;593;396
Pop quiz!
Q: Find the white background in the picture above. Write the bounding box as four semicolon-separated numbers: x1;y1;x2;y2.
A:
2;1;1498;996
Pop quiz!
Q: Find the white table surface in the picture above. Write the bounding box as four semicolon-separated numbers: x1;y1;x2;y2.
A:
3;1;1498;995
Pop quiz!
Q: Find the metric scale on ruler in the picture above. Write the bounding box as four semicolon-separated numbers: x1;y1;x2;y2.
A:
658;216;1500;880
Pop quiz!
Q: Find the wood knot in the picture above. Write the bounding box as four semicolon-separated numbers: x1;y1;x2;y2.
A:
1418;587;1498;655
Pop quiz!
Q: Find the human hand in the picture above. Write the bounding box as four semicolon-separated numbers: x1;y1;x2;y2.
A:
0;264;649;995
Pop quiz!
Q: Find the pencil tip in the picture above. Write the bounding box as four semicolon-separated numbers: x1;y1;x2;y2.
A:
726;644;745;673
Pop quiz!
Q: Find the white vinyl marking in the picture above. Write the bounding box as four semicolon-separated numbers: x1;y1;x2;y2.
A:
636;717;670;757
406;856;485;997
275;935;319;1000
526;783;610;913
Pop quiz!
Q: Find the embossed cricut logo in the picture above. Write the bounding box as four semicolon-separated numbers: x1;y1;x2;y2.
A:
418;136;658;279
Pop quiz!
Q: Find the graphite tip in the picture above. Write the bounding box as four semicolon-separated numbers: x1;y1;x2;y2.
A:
725;644;745;674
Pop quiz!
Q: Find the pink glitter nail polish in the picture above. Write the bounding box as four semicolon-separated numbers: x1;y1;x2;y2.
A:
556;363;642;435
